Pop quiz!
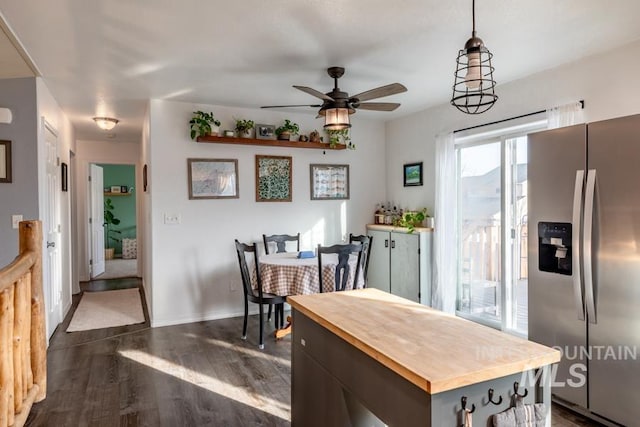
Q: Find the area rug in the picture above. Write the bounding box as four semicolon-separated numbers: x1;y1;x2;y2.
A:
96;258;138;280
66;288;145;332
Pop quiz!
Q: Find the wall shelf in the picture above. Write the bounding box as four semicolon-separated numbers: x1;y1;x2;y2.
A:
196;135;346;150
104;192;132;196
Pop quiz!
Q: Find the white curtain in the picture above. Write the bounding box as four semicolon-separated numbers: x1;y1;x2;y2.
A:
432;132;456;313
547;101;584;129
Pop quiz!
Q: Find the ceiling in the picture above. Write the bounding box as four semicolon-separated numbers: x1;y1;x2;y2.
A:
1;1;640;143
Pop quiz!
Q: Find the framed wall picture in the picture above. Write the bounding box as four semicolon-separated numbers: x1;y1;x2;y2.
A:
255;124;276;140
188;158;239;200
310;164;350;200
0;140;11;183
61;162;68;191
255;155;292;202
403;162;423;187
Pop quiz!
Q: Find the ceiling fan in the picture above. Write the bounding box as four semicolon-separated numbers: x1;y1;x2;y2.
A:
261;67;407;130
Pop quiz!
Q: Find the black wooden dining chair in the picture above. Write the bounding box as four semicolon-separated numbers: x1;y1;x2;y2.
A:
263;233;301;255
349;234;373;286
317;243;364;293
235;240;286;349
262;232;300;321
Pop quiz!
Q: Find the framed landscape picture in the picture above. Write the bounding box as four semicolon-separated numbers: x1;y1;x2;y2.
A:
255;155;292;202
310;164;350;200
403;162;423;187
188;158;239;199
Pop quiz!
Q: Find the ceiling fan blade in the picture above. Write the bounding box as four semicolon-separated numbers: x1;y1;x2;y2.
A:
355;102;401;112
350;83;407;102
293;85;335;101
261;104;322;109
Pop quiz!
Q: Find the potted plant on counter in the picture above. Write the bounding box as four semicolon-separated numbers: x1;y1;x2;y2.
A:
104;198;121;259
234;118;255;138
394;208;429;233
276;119;299;141
189;110;221;140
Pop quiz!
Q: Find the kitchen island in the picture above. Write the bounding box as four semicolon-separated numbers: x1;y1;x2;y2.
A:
288;288;561;426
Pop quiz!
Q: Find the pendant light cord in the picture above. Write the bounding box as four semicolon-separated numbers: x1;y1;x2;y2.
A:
472;0;476;35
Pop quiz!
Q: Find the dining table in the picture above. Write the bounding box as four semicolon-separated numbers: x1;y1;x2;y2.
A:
255;251;365;338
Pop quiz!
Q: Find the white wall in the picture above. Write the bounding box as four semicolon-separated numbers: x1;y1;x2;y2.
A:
75;139;141;282
36;77;76;319
147;99;386;326
386;38;640;216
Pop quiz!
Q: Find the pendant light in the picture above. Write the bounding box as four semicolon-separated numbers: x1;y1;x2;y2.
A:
451;0;498;114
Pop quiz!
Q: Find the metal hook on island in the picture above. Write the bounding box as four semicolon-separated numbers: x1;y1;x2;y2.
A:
460;396;476;427
488;388;503;405
513;382;529;398
461;396;475;412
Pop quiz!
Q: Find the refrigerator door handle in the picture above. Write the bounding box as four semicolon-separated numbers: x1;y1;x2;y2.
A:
584;169;597;324
572;170;586;321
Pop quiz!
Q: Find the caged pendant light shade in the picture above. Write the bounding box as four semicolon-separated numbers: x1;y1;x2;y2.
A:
451;0;498;114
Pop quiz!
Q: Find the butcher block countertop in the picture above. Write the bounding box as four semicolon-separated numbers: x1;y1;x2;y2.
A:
288;288;561;394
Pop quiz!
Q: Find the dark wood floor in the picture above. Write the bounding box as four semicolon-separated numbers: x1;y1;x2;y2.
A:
26;278;603;426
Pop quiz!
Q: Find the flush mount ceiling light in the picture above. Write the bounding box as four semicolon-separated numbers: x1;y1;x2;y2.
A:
93;117;119;130
451;0;498;114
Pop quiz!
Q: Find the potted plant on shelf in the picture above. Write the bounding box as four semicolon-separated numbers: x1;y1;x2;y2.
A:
104;198;121;259
326;128;355;149
234;118;255;138
276;119;300;141
189;110;221;140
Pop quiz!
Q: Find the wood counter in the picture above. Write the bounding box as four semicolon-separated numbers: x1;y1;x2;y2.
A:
288;289;561;426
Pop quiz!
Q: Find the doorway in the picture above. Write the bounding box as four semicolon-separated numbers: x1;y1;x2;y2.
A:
89;163;138;280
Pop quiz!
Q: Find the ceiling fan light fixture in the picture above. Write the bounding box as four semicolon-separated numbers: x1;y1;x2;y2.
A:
93;116;119;130
451;0;498;114
323;107;351;131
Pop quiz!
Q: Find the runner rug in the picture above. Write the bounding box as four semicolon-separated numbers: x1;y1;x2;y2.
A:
66;288;144;332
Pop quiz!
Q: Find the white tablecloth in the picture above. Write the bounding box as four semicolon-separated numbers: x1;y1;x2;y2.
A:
257;252;364;296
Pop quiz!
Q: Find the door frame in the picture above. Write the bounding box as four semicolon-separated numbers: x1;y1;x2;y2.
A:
83;161;140;280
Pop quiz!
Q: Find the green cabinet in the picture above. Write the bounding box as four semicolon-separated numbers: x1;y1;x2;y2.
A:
366;225;432;304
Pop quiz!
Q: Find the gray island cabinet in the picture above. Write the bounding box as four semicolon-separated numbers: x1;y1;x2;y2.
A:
288;289;560;427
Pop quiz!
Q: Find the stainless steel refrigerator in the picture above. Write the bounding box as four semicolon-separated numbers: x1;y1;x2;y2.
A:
528;114;640;427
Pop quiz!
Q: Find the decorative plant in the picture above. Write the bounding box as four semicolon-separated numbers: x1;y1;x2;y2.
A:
234;118;255;133
394;208;429;233
326;128;355;149
189;110;221;140
104;198;122;248
276;119;300;136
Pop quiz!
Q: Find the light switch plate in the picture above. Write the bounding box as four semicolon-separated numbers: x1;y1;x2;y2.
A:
164;213;181;225
12;215;23;229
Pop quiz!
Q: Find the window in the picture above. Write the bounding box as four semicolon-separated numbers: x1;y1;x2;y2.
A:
455;119;546;335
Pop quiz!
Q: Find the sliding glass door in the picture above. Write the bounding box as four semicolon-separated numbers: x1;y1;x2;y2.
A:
455;134;530;335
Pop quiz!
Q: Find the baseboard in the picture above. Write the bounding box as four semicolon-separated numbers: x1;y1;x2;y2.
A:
150;306;290;328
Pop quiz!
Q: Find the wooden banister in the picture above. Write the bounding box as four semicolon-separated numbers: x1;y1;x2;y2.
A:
0;221;47;427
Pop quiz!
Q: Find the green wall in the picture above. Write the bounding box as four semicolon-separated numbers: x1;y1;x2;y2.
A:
100;164;136;255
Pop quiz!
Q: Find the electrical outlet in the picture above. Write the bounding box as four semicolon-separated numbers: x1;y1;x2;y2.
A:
164;213;181;225
12;215;23;229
